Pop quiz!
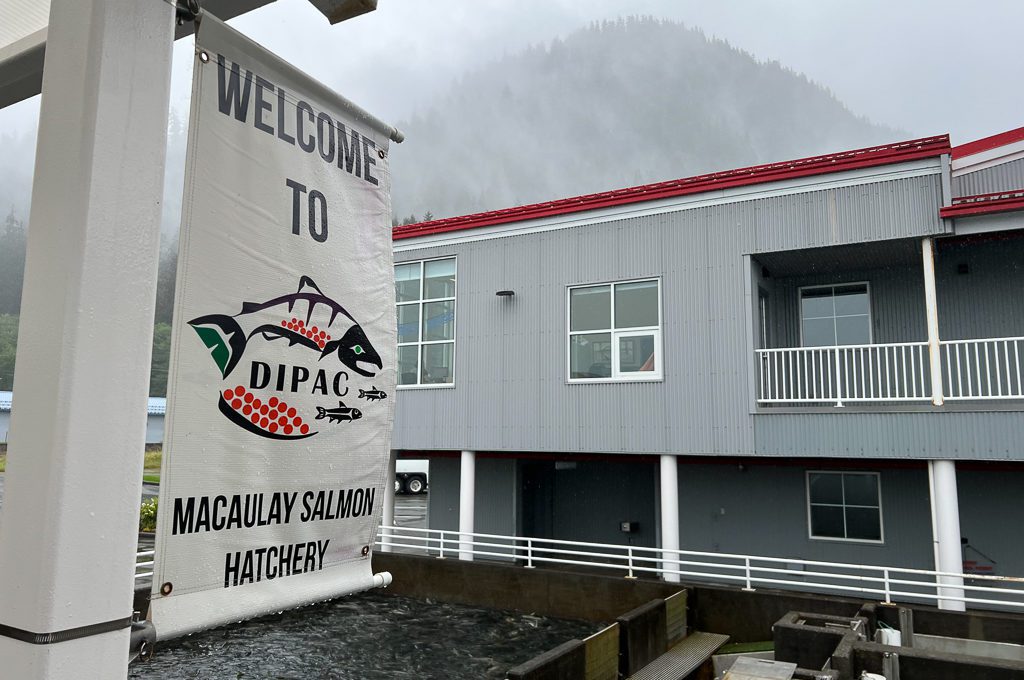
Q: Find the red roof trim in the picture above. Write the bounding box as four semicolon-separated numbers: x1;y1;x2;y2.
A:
940;189;1024;219
394;134;950;241
952;126;1024;160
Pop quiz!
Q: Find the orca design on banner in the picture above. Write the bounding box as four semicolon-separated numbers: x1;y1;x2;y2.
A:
189;276;385;439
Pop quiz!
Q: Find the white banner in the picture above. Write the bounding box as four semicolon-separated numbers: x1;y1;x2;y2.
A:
150;14;398;639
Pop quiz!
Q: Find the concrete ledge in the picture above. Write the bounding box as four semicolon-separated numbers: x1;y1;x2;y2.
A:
372;552;683;623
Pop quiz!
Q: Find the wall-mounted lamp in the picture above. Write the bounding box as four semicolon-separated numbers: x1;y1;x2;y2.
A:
495;290;515;297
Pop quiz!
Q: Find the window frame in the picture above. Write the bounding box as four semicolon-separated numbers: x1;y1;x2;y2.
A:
798;282;873;348
566;277;663;383
395;255;457;389
805;470;884;544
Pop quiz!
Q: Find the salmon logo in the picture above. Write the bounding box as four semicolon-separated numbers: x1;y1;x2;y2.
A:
189;277;384;440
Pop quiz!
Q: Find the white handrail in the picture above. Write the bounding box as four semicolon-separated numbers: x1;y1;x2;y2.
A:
132;523;1024;609
372;525;1024;611
757;337;1024;405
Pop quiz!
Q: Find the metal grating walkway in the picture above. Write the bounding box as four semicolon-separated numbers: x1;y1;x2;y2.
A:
629;631;730;680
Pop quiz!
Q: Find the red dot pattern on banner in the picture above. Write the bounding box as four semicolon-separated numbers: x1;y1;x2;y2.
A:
222;387;311;437
280;317;332;348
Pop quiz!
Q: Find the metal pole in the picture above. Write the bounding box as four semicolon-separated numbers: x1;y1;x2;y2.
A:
381;449;397;552
922;237;945;406
659;454;681;583
928;460;966;610
0;0;174;676
459;450;476;561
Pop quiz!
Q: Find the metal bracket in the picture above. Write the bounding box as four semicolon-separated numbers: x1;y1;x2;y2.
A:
176;0;200;25
129;619;157;664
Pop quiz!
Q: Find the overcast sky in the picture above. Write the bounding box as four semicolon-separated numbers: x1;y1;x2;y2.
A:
2;0;1022;153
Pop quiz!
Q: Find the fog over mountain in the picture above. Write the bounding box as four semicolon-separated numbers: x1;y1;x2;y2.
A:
389;17;902;222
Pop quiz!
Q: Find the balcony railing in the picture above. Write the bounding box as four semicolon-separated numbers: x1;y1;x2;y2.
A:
756;337;1024;406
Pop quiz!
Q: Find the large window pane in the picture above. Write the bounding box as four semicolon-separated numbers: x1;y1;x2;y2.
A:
833;285;869;316
570;332;611;378
809;473;843;505
810;505;845;539
802;318;836;347
845;507;882;541
801;289;834;319
570;286;611;331
615;280;658;328
396;304;420;344
424;258;456;299
619;334;655;373
842;473;879;507
422;300;455;341
397;345;419;385
421;343;454;384
395;262;421;302
835;316;871;345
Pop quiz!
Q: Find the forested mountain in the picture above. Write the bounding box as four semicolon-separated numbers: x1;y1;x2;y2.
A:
0;16;903;395
390;17;901;221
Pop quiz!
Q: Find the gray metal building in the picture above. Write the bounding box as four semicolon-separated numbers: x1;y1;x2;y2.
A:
390;130;1024;588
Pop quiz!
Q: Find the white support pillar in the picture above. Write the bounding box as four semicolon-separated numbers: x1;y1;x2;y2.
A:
459;450;476;561
381;450;397;552
659;455;681;583
922;237;945;406
928;460;966;611
0;0;174;676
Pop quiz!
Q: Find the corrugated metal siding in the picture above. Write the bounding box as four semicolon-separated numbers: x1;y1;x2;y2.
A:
475;458;516;551
958;470;1024;576
391;170;1024;460
768;261;928;348
752;175;945;253
754;412;1024;459
677;463;933;569
953;158;1024;197
426;457;460;532
935;234;1024;339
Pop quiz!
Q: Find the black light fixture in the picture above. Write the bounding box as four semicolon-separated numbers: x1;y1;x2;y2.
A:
495;290;515;297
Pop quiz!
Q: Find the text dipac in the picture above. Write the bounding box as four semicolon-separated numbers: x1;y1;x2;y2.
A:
250;360;349;396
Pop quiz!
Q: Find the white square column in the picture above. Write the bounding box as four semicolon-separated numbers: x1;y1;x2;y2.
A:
0;0;174;676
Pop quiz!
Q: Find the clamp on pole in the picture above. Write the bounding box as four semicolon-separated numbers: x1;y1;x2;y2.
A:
176;0;200;25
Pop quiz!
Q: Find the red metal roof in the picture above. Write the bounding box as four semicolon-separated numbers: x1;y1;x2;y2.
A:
940;189;1024;219
393;134;951;241
951;126;1024;159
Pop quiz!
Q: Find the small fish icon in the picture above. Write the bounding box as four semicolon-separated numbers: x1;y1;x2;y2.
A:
358;387;387;402
315;401;362;423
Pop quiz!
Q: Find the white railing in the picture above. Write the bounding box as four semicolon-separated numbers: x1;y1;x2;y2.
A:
757;337;1024;405
942;337;1024;401
132;527;1024;610
757;342;931;405
374;525;1024;611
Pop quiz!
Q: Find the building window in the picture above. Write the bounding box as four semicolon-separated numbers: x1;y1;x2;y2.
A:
567;278;662;381
395;257;456;386
800;283;871;347
807;471;883;542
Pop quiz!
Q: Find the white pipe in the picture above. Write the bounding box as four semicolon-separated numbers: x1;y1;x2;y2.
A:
372;572;393;588
381;450;397;552
929;460;966;611
0;0;174;676
659;455;681;583
922;237;945;406
459;451;476;561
